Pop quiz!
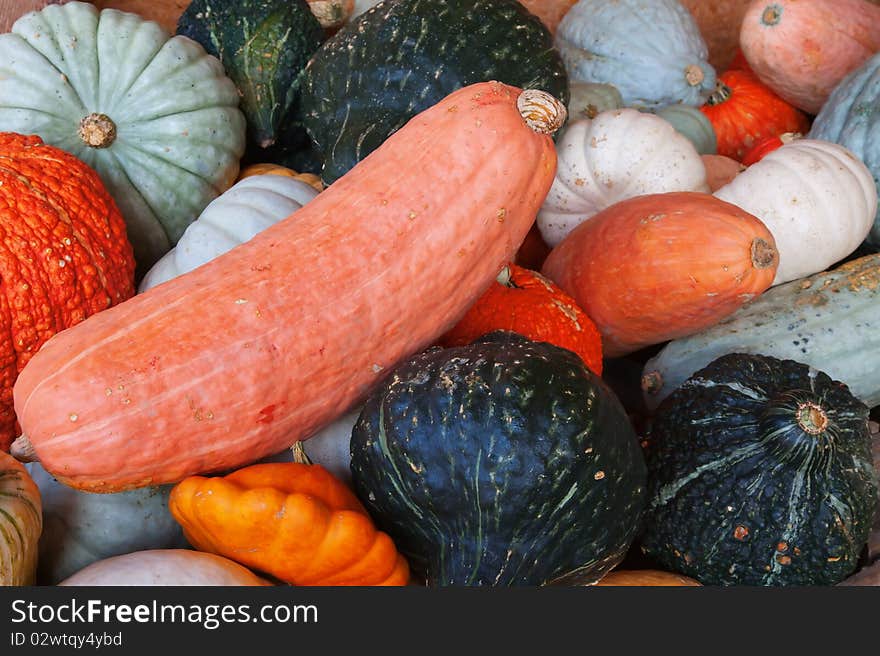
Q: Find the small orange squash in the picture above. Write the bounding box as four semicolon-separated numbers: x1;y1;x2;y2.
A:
236;163;324;192
169;463;410;586
595;569;702;586
0;132;135;451
439;264;603;375
541;192;779;357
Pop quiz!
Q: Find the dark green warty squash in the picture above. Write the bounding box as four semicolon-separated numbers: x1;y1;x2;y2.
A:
640;353;878;586
177;0;324;162
299;0;569;185
349;331;647;586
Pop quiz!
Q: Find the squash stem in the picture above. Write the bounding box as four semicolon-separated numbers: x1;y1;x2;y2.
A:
10;435;37;463
796;402;828;435
517;90;567;136
641;371;663;396
750;238;778;270
684;65;705;87
707;82;732;106
79;113;117;148
761;4;783;26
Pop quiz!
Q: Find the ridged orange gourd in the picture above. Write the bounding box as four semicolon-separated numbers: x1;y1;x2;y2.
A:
739;0;880;114
170;463;410;586
11;82;564;492
541;192;779;357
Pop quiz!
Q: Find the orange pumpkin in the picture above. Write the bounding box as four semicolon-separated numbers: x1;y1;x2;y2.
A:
236;163;324;192
439;264;603;376
169;463;410;586
541;192;779;358
0;133;135;451
700;70;811;161
740;131;803;166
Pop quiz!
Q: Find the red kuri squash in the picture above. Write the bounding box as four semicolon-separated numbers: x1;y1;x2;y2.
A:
11;82;564;492
541;192;779;357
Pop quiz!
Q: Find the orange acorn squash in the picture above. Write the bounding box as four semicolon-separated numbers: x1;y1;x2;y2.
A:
0;133;135;452
169;463;409;586
439;264;603;376
541;192;779;357
11;82;563;492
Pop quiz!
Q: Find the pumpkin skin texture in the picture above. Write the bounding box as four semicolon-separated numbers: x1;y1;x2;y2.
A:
170;463;410;585
176;0;323;160
139;174;319;291
439;264;603;376
640;353;878;586
0;1;247;277
350;332;647;586
299;0;568;185
0;132;135;452
714;139;877;285
700;70;811;161
537;110;710;248
59;549;271;586
27;462;186;585
555;0;716;111
809;53;880;248
738;0;880;115
594;569;701;586
541;192;779;358
11;82;562;493
0;451;41;586
641;254;880;412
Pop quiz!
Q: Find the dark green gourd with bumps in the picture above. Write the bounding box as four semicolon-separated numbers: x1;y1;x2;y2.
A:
350;332;647;586
299;0;569;185
640;353;878;586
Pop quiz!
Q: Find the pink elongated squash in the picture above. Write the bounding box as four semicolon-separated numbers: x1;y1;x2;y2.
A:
739;0;880;114
12;81;563;493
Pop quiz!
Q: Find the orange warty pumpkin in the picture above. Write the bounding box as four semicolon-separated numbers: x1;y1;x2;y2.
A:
0;132;135;451
700;70;811;162
169;463;410;586
439;264;603;376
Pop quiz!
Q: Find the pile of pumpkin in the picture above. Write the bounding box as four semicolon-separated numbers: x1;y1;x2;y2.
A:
0;0;879;589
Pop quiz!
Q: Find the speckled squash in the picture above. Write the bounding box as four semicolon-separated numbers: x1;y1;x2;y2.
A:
640;353;878;586
641;254;880;411
0;451;41;586
0;2;246;277
351;331;647;586
714;139;877;285
739;0;880;115
537;110;710;247
300;0;568;185
555;0;716;110
809;53;880;248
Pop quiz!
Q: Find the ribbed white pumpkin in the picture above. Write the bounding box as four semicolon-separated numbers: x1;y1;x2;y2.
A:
537;108;710;247
714;139;878;285
139;174;319;291
0;452;41;586
60;549;270;586
27;463;187;584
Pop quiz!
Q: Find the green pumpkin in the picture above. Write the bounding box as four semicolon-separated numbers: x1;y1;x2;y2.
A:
640;353;878;586
567;81;624;121
350;331;647;586
653;104;717;155
0;1;246;277
299;0;569;185
176;0;324;168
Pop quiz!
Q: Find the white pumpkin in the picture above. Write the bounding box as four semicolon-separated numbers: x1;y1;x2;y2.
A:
714;139;878;285
27;463;187;584
59;549;270;586
139;174;319;291
537;108;710;247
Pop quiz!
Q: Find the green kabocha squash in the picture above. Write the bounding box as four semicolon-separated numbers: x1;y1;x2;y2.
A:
641;254;880;412
0;1;246;277
809;53;880;248
299;0;568;185
350;331;647;586
176;0;324;167
640;353;878;586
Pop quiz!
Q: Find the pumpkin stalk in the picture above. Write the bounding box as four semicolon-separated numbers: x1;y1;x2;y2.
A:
517;90;567;135
291;441;313;465
10;435;37;463
308;0;353;29
750;238;778;270
761;4;783;26
78;113;117;148
641;371;663;396
707;82;732;106
495;265;512;286
797;402;829;435
684;64;705;87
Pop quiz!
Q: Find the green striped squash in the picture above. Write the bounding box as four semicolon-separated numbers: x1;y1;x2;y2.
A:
0;452;42;586
640;353;878;586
